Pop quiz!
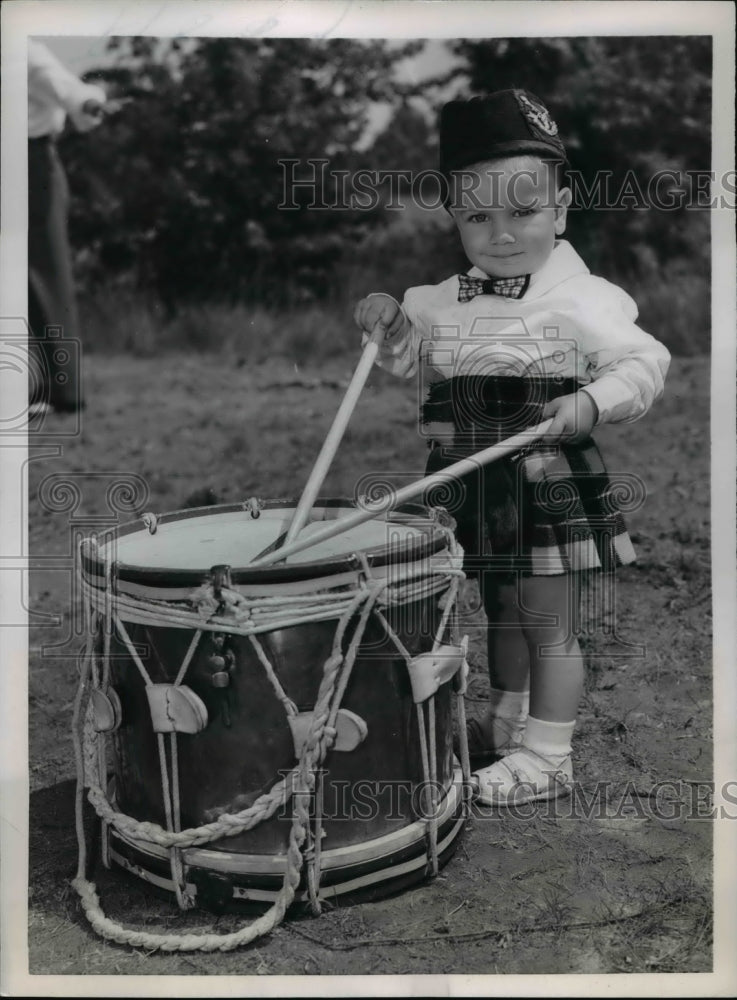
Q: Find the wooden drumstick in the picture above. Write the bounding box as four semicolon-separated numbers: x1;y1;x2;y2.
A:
250;419;554;567
258;320;388;560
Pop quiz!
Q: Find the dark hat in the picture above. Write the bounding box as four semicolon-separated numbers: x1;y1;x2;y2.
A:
439;90;567;175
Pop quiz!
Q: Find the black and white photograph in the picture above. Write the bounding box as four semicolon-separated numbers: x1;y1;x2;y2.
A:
1;0;735;995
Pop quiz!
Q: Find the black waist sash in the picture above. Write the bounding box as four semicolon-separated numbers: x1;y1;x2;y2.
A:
421;374;582;447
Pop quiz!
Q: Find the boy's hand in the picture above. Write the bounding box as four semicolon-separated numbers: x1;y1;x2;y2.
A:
542;391;599;443
354;294;406;340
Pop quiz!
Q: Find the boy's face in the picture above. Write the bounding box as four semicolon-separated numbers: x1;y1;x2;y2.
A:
449;157;571;278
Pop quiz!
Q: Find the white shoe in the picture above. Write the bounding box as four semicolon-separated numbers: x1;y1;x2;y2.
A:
461;713;525;761
473;747;573;806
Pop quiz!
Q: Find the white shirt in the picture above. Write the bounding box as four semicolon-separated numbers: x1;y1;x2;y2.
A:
28;40;106;139
372;240;671;426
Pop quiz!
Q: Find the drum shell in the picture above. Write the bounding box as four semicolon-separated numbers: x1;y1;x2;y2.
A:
106;593;454;856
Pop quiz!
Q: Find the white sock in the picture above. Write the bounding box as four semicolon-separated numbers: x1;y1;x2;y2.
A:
488;686;529;720
476;688;530;751
522;715;575;767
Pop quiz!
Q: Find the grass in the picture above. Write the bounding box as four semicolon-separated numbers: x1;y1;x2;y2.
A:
80;294;357;364
78;218;710;362
25;336;714;976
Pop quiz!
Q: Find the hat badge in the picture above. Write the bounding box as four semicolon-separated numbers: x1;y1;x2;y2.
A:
516;92;559;137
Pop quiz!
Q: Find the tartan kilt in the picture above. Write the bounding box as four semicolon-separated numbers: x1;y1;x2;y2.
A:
421;376;637;579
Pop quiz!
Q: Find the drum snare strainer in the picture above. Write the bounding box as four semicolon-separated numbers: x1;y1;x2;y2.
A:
72;498;473;952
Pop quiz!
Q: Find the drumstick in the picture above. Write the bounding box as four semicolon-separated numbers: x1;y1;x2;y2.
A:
256;320;388;560
250;419;553;567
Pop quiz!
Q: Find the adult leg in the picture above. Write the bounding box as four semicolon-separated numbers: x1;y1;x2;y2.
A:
28;138;82;410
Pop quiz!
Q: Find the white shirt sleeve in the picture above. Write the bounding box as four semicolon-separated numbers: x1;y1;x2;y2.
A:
28;40;106;135
572;279;671;424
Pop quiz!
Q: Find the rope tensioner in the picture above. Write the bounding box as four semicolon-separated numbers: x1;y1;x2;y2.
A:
72;501;471;952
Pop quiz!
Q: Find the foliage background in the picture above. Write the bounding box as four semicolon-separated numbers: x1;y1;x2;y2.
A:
60;35;712;357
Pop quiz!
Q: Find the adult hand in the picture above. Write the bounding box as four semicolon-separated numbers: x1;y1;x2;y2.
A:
542;390;599;443
73;96;108;132
81;97;106;119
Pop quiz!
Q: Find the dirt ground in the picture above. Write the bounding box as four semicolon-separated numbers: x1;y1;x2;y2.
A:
21;350;720;986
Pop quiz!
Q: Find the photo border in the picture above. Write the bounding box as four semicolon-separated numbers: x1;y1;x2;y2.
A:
2;2;734;996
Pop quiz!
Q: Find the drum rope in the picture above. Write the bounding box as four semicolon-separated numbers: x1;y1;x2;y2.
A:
302;584;383;914
371;608;412;662
108;576;201;907
434;575;460;653
427;697;439;876
321;587;376;749
414;700;430;808
108;603;194;893
169;630;204;908
83;763;299;846
306;768;325;915
99;571;114;801
370;601;441;869
174;630;204;686
79;560;458;637
72;633;95;881
72;524;468;951
86;594;109;851
168;733;192;908
73;576;389;950
248;634;299;717
113;612;155;687
97;562;116;857
102;558;113;687
155;730;191;909
372;573;467;874
77;544;307;848
74;702;308;947
94;620;107;795
456;695;472;801
449;593;473;814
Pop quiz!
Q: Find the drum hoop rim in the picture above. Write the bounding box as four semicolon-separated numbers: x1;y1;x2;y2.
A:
80;497;454;586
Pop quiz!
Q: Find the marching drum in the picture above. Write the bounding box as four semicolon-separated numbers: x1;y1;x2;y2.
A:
74;498;470;943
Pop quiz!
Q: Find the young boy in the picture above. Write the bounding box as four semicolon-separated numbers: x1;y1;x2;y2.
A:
354;90;670;806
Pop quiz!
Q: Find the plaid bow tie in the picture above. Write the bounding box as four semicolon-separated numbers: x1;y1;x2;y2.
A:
458;272;530;302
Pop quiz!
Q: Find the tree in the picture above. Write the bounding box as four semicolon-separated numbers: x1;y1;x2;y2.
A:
62;37;419;309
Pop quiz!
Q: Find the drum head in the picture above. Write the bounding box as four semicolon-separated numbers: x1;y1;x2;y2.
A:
82;499;455;590
109;503;426;568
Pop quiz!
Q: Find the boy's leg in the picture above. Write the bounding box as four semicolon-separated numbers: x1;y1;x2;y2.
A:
474;573;584;803
466;572;530;757
519;572;583;724
482;570;530;694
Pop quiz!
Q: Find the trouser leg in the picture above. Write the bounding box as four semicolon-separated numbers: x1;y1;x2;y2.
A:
28;138;82;410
